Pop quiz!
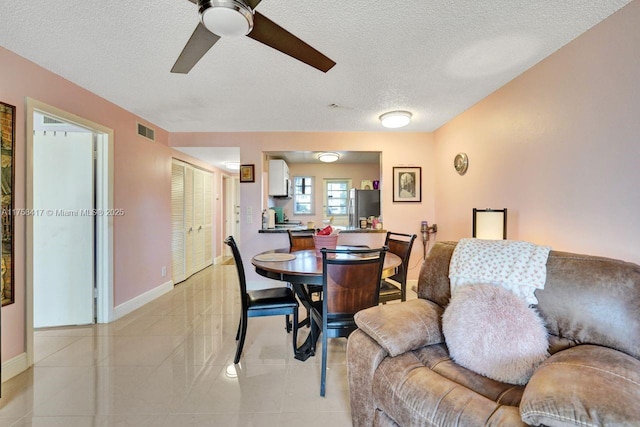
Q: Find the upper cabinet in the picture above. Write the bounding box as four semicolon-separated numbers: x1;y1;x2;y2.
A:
268;159;291;197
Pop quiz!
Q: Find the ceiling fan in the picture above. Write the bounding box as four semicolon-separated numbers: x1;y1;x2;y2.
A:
171;0;336;74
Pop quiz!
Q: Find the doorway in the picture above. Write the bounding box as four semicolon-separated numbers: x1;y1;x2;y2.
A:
223;174;239;257
25;99;113;366
33;119;95;327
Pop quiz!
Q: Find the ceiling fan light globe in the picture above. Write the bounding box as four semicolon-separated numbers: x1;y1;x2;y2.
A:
317;152;340;163
379;110;412;128
200;0;253;37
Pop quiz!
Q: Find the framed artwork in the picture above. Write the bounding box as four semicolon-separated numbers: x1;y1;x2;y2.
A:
240;164;255;183
360;180;373;190
1;101;16;306
392;166;421;203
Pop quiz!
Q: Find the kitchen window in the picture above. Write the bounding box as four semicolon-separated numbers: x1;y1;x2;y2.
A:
293;176;314;214
324;179;350;219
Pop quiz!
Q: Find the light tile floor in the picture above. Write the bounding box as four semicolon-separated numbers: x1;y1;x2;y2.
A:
0;261;390;426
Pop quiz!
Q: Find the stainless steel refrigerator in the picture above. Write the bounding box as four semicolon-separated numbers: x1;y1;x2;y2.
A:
348;189;381;228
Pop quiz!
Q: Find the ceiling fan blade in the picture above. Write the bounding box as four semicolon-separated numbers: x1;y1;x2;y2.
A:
247;11;336;73
171;22;221;74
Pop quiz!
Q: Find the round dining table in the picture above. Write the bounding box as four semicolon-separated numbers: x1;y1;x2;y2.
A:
251;247;402;286
251;246;401;360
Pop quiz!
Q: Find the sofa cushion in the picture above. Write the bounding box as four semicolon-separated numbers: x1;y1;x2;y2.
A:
414;344;525;407
521;345;640;426
536;251;640;359
372;351;526;426
354;299;443;357
442;284;549;385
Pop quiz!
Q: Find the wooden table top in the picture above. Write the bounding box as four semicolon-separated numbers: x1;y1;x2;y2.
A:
251;247;401;285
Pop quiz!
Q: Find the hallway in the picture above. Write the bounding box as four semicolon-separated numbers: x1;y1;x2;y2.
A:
0;263;353;426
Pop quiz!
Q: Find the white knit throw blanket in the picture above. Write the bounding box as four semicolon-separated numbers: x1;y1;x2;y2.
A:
449;238;552;305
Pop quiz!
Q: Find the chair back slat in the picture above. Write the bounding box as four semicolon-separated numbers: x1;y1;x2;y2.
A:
288;229;316;251
224;236;248;309
384;232;417;284
322;247;388;316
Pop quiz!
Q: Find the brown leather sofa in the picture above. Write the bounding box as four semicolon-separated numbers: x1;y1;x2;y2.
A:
347;241;640;426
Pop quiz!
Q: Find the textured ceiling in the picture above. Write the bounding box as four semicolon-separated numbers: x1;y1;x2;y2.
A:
0;1;631;136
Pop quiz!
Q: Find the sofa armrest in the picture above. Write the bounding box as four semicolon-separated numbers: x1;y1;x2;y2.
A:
521;344;640;426
354;299;444;357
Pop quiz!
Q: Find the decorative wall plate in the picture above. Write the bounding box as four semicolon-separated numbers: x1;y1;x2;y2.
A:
454;153;469;175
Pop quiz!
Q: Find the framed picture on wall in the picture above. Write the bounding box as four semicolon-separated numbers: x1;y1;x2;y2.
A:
240;164;255;183
392;166;421;202
361;180;373;190
1;101;16;306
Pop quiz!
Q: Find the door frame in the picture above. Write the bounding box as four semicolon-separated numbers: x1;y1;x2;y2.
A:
25;98;114;366
223;174;239;257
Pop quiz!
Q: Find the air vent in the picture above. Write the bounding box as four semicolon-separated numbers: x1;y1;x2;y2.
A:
137;123;155;141
43;116;64;125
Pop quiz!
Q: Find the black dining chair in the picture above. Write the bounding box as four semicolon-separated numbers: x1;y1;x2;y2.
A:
287;229;323;327
379;231;416;303
224;236;299;364
310;246;388;396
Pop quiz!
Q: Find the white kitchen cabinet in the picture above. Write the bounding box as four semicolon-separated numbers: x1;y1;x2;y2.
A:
268;159;291;197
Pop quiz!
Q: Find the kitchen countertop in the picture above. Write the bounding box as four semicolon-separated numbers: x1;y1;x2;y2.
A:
259;227;386;234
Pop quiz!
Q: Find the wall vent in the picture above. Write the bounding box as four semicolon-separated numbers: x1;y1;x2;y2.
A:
137;123;155;141
43;116;65;125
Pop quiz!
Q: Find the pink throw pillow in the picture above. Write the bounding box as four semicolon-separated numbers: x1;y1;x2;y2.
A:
442;284;549;385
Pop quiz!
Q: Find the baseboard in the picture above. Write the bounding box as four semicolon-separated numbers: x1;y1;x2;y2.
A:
2;352;28;383
214;255;225;265
113;280;173;320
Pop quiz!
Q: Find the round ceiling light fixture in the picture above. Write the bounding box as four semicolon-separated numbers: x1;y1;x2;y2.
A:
317;152;340;163
379;110;412;129
199;0;254;37
224;161;240;170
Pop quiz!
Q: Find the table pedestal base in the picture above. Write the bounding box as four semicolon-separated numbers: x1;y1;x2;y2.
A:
294;318;319;361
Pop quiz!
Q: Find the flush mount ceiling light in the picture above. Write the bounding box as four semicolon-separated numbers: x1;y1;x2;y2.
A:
317;152;340;163
199;0;254;37
379;110;412;128
224;161;240;170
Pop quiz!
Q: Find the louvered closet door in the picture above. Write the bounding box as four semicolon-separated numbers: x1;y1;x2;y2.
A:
171;162;186;283
184;166;195;277
172;160;213;283
192;168;213;271
203;172;213;265
193;169;206;271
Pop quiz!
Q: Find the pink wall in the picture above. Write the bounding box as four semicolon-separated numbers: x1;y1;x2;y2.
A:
0;47;174;362
114;138;171;305
170;132;437;286
434;1;640;265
